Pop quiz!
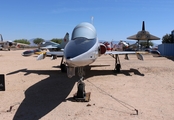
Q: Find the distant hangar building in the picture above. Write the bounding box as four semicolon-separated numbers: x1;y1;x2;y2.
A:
158;30;174;56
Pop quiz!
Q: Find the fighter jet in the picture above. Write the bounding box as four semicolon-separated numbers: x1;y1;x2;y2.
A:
127;21;160;48
0;34;29;51
39;33;69;51
37;22;144;100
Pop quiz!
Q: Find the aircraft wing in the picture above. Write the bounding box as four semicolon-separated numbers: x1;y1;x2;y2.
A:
127;34;138;40
41;45;58;49
37;51;64;60
105;51;136;55
46;51;64;56
149;34;160;40
105;51;144;60
127;33;160;40
15;42;30;46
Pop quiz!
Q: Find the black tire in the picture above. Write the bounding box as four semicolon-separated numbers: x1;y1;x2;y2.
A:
60;64;67;73
85;65;91;71
116;64;121;73
77;82;85;98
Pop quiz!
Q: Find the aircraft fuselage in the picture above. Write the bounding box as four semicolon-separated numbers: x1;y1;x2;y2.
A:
63;22;105;67
64;37;99;67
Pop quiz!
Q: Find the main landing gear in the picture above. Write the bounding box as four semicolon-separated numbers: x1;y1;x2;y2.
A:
111;54;121;73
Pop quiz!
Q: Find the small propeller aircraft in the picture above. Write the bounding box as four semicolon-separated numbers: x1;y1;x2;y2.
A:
37;22;144;100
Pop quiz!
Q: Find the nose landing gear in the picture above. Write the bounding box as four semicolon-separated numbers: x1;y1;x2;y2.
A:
73;68;91;102
76;77;86;98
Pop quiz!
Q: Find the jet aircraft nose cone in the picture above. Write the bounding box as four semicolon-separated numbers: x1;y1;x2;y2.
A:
66;59;76;67
66;57;71;60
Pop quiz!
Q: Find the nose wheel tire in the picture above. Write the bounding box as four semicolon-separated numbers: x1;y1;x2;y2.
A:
60;64;67;73
77;81;86;98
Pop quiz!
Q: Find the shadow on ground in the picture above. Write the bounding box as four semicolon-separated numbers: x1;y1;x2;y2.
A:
6;66;144;120
7;69;77;120
165;56;174;61
85;68;144;79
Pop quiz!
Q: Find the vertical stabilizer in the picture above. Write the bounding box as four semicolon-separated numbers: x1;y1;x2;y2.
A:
60;32;69;49
127;21;160;41
0;34;3;42
142;21;145;31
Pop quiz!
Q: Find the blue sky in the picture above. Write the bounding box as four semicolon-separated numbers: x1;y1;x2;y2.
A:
1;0;174;44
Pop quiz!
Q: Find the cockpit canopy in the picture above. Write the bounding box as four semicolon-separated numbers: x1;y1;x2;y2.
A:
71;22;97;40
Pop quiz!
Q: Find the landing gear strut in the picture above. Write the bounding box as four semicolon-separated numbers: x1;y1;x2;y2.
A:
76;77;86;98
59;57;90;101
111;54;121;73
73;67;91;102
60;57;67;73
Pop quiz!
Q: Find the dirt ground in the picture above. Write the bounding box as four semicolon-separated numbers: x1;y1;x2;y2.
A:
0;50;174;120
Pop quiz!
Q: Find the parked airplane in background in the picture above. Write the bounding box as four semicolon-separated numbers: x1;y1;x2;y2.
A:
127;21;160;48
39;33;69;51
0;34;29;51
37;22;144;99
103;41;129;51
22;49;42;56
22;33;69;57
